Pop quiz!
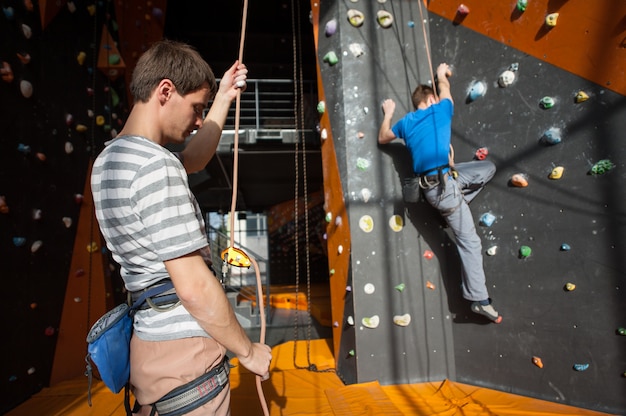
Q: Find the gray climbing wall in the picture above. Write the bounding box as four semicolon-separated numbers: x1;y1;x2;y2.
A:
317;1;625;414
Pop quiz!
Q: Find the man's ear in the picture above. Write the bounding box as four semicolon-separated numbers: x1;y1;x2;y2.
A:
157;79;175;103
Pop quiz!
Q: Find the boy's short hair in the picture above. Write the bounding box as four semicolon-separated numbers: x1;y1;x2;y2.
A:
411;85;435;109
130;39;217;103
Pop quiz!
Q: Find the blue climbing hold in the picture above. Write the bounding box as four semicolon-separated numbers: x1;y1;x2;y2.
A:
541;127;562;145
468;81;486;102
573;363;589;372
479;212;496;227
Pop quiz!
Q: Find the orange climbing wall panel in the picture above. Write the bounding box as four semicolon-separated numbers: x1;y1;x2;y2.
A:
427;0;626;96
311;0;352;360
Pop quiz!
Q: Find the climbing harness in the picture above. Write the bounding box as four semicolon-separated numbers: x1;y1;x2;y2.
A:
218;1;270;415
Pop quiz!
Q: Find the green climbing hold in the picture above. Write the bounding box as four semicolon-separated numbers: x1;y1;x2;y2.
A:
590;159;615;175
395;283;406;292
317;101;325;114
516;0;527;12
323;51;338;66
348;349;355;356
618;327;626;336
540;96;555;109
519;245;532;258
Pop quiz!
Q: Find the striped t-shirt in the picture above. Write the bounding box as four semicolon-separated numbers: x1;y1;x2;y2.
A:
91;135;211;341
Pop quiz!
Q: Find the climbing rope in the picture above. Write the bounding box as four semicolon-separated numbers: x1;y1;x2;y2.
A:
416;0;437;97
223;1;270;414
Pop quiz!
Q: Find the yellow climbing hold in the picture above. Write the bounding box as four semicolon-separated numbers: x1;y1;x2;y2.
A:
565;282;576;291
549;166;564;180
362;315;380;329
86;241;99;253
376;10;393;28
545;13;559;27
347;9;364;27
393;314;411;327
359;215;374;233
575;91;589;103
388;215;403;232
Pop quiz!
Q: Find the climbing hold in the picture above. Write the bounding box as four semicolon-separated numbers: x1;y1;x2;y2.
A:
408;20;415;28
348;349;355;357
560;243;571;251
426;281;436;290
75;268;85;277
62;217;73;228
362;315;380;329
467;80;487;102
541;127;562;145
511;173;528;187
337;245;344;254
76;124;88;133
479;212;496;227
333;321;339;327
0;196;7;214
335;216;343;226
590;159;615;175
36;152;46;161
423;250;434;260
20;80;33;98
1;61;13;82
347;9;365;27
549;166;564;180
30;302;37;309
17;143;31;155
86;241;99;253
17;52;31;64
540;96;555;109
325;212;332;223
519;245;532;258
356;157;371;170
320;128;328;141
575;90;589;103
532;356;544;368
498;70;516;87
325;19;337;36
376;10;393;28
545;13;559;27
74;297;82;303
395;283;406;292
44;326;55;336
359;215;373;233
564;282;576;291
323;51;339;66
393;314;411;327
96;115;105;126
573;363;589;372
346;285;352;292
389;215;403;232
486;246;498;256
364;283;375;294
65;142;74;154
456;4;470;16
475;147;488;160
30;240;43;253
329;269;335;276
22;24;32;39
3;6;14;19
361;188;372;203
316;101;325;114
13;237;27;247
516;0;528;12
27;367;36;375
349;43;364;57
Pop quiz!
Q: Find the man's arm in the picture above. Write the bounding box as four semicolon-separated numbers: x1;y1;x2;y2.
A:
181;61;248;173
436;63;453;104
378;99;397;144
164;252;271;378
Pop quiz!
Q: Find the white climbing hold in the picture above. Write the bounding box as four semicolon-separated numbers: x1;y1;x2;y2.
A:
393;314;411;327
364;283;375;294
362;315;380;329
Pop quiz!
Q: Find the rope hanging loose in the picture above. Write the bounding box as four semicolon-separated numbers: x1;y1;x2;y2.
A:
223;1;270;415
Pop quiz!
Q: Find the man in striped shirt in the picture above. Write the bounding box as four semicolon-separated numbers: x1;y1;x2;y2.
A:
91;40;271;415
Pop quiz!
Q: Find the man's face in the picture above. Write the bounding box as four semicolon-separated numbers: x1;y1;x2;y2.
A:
164;83;212;144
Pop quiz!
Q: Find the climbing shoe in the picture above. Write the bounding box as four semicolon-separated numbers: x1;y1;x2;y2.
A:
471;301;502;324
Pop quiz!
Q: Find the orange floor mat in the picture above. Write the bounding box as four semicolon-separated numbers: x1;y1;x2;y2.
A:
9;339;614;416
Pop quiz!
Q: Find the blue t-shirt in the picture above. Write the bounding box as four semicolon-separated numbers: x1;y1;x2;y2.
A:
391;98;453;175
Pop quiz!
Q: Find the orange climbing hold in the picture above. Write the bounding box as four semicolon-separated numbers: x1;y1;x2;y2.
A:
532;356;544;368
511;173;529;187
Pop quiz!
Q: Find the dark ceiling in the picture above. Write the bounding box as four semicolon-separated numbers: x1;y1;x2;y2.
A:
163;1;321;213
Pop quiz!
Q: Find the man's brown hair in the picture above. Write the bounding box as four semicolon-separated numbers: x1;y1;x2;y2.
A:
130;39;217;104
411;85;435;110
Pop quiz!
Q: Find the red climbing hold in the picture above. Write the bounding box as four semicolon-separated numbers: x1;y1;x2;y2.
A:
457;4;470;15
475;147;488;160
